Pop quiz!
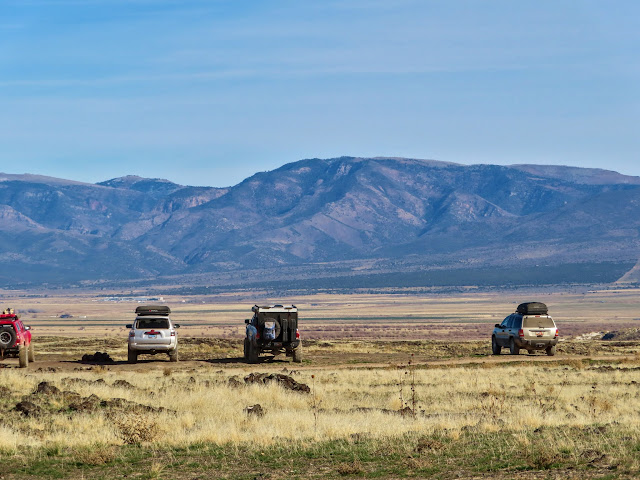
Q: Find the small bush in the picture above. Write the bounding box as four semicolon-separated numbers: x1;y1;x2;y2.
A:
73;445;118;465
113;414;160;445
337;460;363;475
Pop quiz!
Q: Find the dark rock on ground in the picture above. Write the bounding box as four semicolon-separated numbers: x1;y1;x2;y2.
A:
602;328;640;341
36;367;58;373
14;401;41;416
244;373;310;393
228;377;243;388
34;381;60;395
69;394;101;412
245;404;265;417
113;379;135;389
81;352;115;364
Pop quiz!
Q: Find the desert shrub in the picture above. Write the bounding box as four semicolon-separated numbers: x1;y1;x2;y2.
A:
72;445;118;465
586;394;613;413
336;459;363;475
112;414;160;445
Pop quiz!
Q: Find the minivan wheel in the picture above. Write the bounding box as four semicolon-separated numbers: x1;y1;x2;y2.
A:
491;336;501;355
546;345;556;356
509;338;520;355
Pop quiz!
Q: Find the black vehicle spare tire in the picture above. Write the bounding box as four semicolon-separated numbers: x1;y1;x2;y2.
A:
0;327;16;349
265;319;281;340
274;319;281;339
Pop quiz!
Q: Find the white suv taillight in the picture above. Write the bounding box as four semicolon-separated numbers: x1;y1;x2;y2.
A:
170;331;176;337
518;329;524;338
554;328;559;337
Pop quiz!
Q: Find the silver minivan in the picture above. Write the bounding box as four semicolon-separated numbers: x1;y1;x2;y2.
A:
492;306;558;356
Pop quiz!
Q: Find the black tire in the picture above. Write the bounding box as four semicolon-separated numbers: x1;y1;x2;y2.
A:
491;336;501;355
28;342;35;363
509;338;520;355
169;347;178;362
0;327;16;349
292;341;302;363
546;345;556;356
127;347;137;364
247;340;259;364
18;345;28;368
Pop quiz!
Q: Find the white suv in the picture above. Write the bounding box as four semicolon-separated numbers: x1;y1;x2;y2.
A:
126;306;179;363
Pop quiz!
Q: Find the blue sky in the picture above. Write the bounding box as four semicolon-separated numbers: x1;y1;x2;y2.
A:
1;0;638;187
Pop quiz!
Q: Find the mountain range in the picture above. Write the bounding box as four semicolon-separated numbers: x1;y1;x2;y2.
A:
1;157;639;289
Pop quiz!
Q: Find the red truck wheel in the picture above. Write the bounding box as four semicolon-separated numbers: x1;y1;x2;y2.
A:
18;345;28;368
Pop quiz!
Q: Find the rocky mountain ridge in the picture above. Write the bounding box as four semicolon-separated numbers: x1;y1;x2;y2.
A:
0;157;639;288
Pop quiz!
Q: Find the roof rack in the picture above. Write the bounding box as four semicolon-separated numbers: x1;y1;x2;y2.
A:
252;304;297;312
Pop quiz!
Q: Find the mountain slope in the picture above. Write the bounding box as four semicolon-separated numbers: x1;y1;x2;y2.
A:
0;157;638;287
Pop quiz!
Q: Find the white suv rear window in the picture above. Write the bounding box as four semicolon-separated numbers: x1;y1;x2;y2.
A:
136;318;169;329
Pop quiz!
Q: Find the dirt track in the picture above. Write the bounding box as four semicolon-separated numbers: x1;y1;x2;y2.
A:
3;351;638;373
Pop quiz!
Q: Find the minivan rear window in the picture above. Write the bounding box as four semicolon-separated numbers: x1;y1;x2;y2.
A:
523;316;555;328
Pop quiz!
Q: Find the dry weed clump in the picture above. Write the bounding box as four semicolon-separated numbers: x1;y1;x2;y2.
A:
72;444;118;465
112;413;161;445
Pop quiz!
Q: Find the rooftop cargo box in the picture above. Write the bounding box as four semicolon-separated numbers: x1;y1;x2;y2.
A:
516;302;548;315
135;305;171;316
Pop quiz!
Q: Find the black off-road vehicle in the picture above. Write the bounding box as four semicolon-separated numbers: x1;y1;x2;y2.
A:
244;305;301;364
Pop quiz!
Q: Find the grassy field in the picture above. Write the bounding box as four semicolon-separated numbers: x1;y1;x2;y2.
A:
2;287;640;478
2;349;640;479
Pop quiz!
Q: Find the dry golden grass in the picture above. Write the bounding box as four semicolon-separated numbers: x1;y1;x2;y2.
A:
1;359;639;450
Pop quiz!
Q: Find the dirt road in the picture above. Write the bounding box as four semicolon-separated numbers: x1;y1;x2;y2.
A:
2;350;637;373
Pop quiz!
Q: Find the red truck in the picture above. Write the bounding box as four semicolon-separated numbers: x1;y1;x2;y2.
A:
0;309;34;368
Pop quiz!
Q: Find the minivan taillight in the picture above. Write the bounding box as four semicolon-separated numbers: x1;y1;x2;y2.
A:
518;329;524;338
296;329;300;339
